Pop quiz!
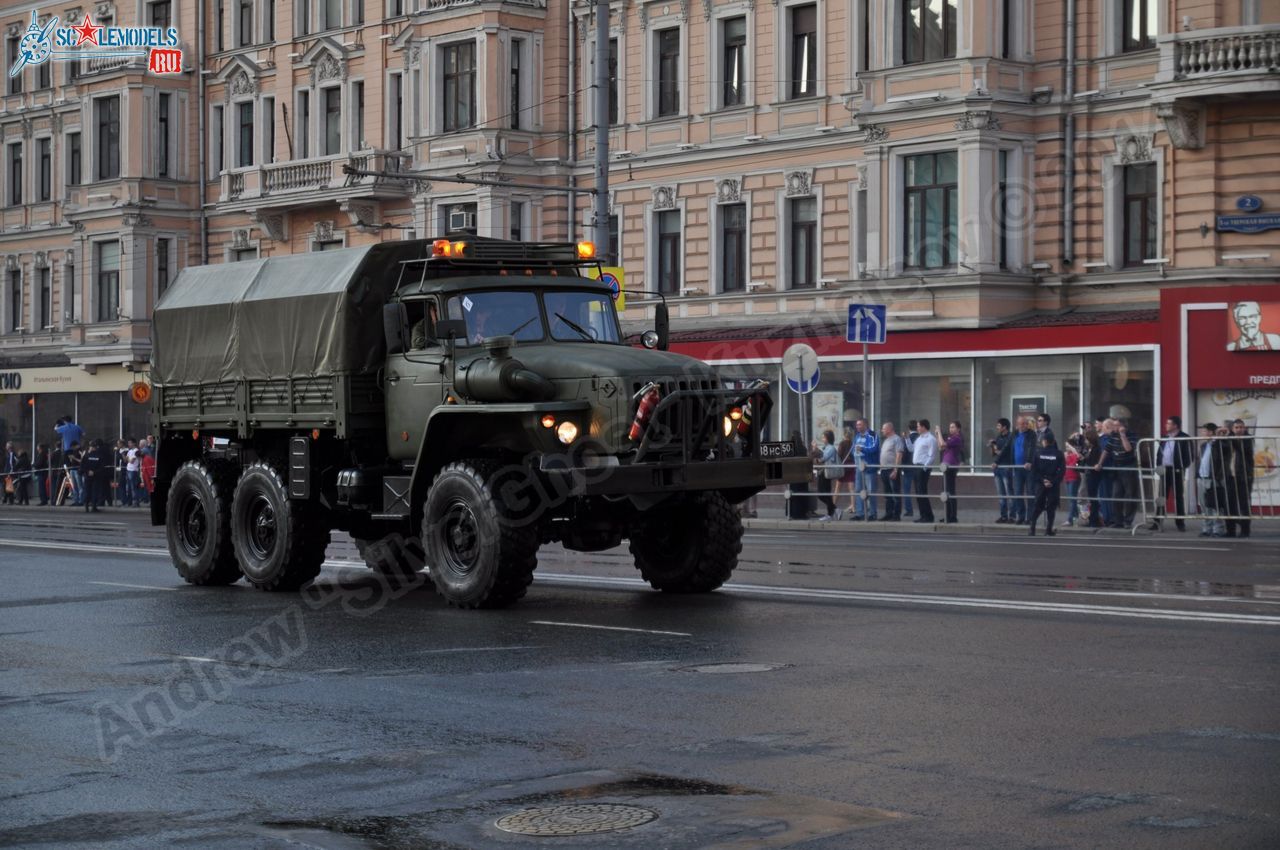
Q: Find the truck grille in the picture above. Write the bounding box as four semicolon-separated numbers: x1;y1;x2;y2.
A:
631;378;726;458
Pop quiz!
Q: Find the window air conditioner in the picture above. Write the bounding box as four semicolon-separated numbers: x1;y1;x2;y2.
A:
449;210;477;231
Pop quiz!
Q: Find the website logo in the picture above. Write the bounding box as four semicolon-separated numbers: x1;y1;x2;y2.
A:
7;9;183;78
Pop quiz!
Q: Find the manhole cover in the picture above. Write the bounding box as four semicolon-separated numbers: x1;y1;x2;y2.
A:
679;662;787;674
494;803;658;836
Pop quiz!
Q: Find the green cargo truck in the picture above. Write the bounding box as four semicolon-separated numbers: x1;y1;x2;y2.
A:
150;237;809;608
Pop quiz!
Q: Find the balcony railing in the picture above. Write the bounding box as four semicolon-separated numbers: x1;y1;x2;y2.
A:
79;54;142;76
1158;25;1280;83
218;151;413;205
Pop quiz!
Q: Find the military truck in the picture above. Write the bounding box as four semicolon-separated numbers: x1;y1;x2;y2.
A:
150;237;809;608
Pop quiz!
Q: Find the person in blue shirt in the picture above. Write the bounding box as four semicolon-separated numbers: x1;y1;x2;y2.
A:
851;418;880;521
55;416;84;452
1010;417;1037;524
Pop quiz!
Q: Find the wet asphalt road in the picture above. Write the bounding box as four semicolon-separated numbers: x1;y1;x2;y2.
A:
0;508;1278;849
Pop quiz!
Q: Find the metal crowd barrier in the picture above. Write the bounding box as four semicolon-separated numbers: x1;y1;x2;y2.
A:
1135;434;1277;535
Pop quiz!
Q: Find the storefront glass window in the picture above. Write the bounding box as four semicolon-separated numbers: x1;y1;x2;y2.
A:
1083;351;1154;437
775;361;868;448
122;396;153;443
877;358;971;451
34;393;77;453
0;393;35;451
77;392;122;447
976;354;1080;453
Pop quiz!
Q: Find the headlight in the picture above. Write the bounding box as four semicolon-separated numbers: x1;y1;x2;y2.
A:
557;421;579;444
723;416;733;437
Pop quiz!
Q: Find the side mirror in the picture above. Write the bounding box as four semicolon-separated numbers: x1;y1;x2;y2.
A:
654;301;670;351
383;303;407;355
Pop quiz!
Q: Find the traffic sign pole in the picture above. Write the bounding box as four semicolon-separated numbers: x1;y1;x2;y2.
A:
862;342;868;423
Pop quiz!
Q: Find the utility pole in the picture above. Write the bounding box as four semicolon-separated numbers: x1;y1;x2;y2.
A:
593;0;610;250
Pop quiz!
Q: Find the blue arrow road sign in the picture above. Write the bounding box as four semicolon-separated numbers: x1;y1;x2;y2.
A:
847;303;887;345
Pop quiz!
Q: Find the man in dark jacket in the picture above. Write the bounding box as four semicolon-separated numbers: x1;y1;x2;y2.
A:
34;443;50;506
1158;416;1194;531
1010;417;1038;524
1195;424;1227;538
1224;419;1254;538
1028;435;1066;536
989;418;1015;523
80;439;109;513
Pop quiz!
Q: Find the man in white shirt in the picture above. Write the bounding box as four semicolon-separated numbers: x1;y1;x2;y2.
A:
124;440;141;507
912;419;939;523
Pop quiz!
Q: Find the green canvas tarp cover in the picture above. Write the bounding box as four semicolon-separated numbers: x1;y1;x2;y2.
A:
153;241;430;385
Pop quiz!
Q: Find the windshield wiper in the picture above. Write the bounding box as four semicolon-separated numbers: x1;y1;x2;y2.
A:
503;316;539;337
554;312;596;342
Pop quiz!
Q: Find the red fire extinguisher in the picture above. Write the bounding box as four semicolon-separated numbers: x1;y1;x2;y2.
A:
629;383;662;442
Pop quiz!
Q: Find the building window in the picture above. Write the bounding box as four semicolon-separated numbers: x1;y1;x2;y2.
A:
313;239;344;252
1122;0;1157;52
350;84;363;149
238;0;253;45
656;28;680;117
442;42;476;131
323;0;341;30
296;91;309;159
216;0;225;50
95;241;120;323
237;101;254;167
902;0;956;64
607;38;619;125
441;201;478;235
656;209;681;294
7;143;21;206
605;213;620;266
232;247;258;262
157;238;171;297
149;1;172;28
355;0;364;25
510;201;524;241
997;150;1009;270
510;38;524;130
265;3;274;41
323;87;341;155
7;270;19;332
722;17;746;107
157;92;172;178
211;105;224;173
790;4;818;99
39;267;51;329
1123;162;1157;266
904;151;957;269
389;73;403;149
38;138;51;201
390;0;404;16
296;0;309;37
37;53;51;89
68;133;82;187
262;96;275;162
65;261;78;323
720;203;746;292
7;36;21;95
96;96;121;180
789;197;817;288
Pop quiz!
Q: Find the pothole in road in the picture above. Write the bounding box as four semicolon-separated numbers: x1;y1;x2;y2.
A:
677;662;790;674
494;803;658;836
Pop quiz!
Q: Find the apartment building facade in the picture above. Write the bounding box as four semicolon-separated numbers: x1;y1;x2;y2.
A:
1;0;1278;453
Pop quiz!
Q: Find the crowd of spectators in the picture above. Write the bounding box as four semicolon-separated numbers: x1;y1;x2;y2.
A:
1;416;156;513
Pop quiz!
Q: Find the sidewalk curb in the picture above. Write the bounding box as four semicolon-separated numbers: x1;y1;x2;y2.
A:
741;517;1278;539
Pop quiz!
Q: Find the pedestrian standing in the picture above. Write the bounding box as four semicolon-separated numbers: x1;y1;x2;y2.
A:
33;443;50;506
912;420;938;523
112;439;128;506
815;430;840;520
2;441;17;505
878;422;905;521
834;426;855;519
48;445;64;505
124;439;142;507
989;418;1014;523
1091;416;1113;526
1063;436;1082;527
1195;424;1227;538
1078;425;1103;528
1158;416;1193;531
14;451;32;505
1010;417;1037;524
1028;435;1066;536
80;439;108;513
901;420;918;517
64;441;84;507
1223;419;1254;538
850;419;879;521
940;420;964;524
1099;418;1137;528
141;446;157;505
54;417;85;502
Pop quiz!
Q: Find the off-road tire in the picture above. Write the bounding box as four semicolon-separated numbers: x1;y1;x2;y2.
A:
422;459;538;609
231;461;330;592
165;460;242;586
354;533;427;577
630;491;742;592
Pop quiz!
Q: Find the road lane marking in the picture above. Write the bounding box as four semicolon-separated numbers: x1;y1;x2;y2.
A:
6;540;1275;626
1048;590;1280;605
415;645;543;654
530;620;692;637
88;581;176;592
174;655;219;663
0;539;169;557
744;533;1236;552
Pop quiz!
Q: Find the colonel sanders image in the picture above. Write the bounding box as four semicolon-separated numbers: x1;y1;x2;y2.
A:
1227;301;1280;352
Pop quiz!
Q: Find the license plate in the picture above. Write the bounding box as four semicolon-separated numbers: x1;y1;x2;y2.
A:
759;441;799;459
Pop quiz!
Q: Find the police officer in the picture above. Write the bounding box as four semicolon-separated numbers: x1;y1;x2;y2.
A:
1028;434;1066;537
80;439;109;513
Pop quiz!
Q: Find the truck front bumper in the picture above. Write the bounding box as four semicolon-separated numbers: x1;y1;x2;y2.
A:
538;454;811;497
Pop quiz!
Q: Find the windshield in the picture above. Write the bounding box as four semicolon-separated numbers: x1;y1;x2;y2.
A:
445;289;621;346
545;291;622;343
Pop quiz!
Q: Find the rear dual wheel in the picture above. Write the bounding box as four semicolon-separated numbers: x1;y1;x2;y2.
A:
230;462;329;591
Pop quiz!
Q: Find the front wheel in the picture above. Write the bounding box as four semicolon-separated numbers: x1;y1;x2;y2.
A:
630;491;743;592
422;460;538;609
231;461;329;591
